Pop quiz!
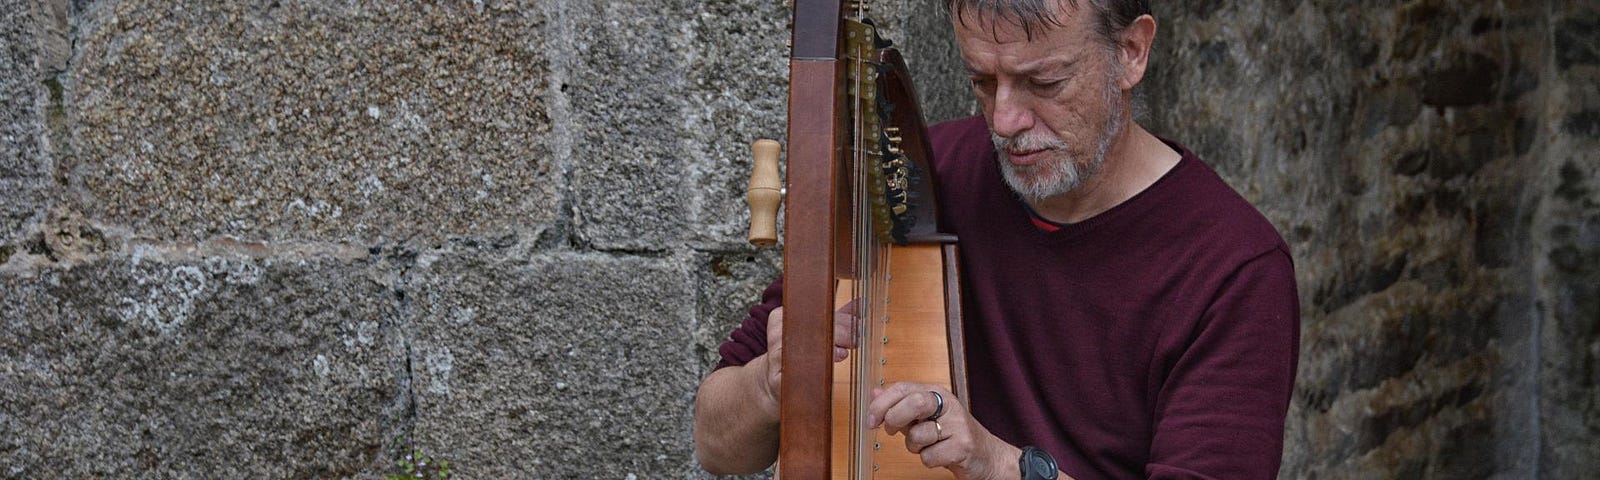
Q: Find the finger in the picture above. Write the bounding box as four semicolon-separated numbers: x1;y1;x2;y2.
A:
833;322;858;349
901;419;944;454
866;383;917;429
833;302;859;350
883;389;944;433
882;393;931;434
834;346;849;362
838;297;861;314
766;307;784;350
765;308;784;388
869;382;935;432
917;437;962;469
873;384;939;430
919;419;980;471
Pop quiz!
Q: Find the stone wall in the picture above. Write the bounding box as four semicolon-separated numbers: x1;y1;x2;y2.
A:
1144;1;1598;478
0;0;1594;478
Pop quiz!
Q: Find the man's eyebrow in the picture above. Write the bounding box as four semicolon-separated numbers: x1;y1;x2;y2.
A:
1015;57;1078;76
962;56;1080;77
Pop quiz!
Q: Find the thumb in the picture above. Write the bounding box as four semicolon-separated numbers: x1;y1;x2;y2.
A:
766;307;784;350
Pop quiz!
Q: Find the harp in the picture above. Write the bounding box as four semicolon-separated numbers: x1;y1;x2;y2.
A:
746;2;967;478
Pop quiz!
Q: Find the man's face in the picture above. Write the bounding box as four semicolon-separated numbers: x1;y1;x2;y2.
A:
955;6;1128;202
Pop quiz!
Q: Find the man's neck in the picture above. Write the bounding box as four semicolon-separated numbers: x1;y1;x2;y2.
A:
1027;123;1182;224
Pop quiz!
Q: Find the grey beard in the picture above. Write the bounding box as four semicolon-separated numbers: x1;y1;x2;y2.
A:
994;89;1126;203
997;140;1097;203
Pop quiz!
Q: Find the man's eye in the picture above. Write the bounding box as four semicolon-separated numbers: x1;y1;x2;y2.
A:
1030;79;1064;89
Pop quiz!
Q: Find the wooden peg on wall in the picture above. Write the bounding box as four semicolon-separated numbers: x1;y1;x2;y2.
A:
747;139;783;247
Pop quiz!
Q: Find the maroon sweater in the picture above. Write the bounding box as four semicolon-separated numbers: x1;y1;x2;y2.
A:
715;116;1299;480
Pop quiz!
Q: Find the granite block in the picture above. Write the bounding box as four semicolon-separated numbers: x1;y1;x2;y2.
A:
0;253;404;478
64;0;556;244
403;251;699;477
558;0;697;251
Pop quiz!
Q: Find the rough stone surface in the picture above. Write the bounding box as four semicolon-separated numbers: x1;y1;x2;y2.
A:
676;0;796;252
1;0;54;245
0;250;404;478
693;248;783;371
1532;5;1600;477
1535;151;1600;479
403;251;698;477
63;0;556;244
560;0;974;252
553;0;693;251
1147;1;1600;477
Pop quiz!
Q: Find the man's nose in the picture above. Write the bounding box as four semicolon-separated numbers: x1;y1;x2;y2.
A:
989;86;1035;139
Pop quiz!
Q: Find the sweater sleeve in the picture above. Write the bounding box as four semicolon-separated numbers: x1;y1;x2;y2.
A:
713;278;784;371
1145;248;1300;480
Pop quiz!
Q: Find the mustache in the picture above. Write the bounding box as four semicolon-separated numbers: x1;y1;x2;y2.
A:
991;133;1070;152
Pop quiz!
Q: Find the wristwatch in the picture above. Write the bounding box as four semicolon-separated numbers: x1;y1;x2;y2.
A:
1019;446;1058;480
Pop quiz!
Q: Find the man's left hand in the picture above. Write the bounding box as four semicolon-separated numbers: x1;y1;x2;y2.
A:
868;382;1021;480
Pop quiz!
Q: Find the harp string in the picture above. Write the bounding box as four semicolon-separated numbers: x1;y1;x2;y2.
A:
847;3;890;478
850;0;868;474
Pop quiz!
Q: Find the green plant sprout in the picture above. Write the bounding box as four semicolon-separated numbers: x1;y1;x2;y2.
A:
388;436;452;479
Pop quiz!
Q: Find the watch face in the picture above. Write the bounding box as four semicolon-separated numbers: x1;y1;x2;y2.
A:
1027;454;1054;473
1022;447;1058;480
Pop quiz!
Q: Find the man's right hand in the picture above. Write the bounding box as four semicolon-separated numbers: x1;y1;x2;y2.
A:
696;302;860;475
759;303;860;407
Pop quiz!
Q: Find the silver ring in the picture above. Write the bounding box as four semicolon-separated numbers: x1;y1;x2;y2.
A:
926;390;945;421
933;420;943;439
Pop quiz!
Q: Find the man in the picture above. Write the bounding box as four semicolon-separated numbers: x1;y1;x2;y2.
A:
695;1;1300;479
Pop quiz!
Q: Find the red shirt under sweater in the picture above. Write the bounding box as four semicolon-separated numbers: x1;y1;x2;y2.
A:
714;116;1300;480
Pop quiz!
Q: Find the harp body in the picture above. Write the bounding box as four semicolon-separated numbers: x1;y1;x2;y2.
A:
828;243;965;480
765;2;966;478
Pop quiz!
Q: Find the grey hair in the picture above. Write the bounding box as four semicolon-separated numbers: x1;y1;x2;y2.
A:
946;0;1152;47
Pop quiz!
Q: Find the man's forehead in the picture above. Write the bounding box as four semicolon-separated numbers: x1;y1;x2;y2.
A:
950;0;1094;44
960;48;1083;76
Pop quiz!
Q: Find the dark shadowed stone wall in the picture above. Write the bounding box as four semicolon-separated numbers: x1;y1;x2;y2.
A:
0;0;1594;478
1146;1;1600;478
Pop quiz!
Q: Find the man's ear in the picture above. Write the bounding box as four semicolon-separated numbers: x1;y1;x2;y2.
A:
1117;14;1157;91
